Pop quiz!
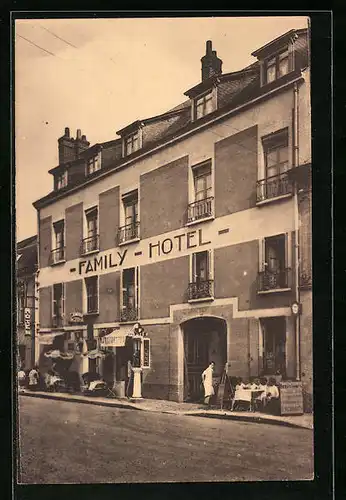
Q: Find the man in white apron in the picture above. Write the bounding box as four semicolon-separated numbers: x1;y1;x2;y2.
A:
201;361;215;406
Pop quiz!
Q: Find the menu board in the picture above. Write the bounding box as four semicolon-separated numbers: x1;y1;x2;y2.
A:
143;338;150;367
279;381;304;415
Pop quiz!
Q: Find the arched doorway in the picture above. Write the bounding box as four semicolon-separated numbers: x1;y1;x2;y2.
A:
182;316;227;402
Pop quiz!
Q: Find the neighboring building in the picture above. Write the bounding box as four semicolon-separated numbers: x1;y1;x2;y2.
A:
16;235;38;370
33;28;312;409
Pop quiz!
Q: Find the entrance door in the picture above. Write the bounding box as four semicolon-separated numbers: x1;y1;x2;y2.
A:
183;317;227;402
262;317;286;377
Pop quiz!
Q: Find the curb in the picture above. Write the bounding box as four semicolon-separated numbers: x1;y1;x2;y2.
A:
19;391;313;430
183;411;313;430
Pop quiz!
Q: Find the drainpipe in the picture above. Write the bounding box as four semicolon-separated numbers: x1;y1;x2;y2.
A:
293;82;301;381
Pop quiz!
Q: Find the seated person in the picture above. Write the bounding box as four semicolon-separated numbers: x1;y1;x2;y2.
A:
250;377;261;391
231;378;252;411
264;377;280;414
17;368;27;389
254;377;268;410
235;377;245;390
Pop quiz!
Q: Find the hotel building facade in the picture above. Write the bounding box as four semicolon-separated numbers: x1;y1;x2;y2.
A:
33;28;313;409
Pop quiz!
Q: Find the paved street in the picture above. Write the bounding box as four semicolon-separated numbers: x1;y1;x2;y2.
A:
18;397;314;483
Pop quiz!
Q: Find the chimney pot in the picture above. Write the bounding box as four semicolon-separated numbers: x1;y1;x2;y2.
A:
206;40;212;54
82;135;86;141
201;40;223;82
64;127;70;138
76;129;82;140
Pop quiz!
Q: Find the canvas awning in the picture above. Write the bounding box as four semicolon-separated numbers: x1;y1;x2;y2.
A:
38;332;65;344
44;349;74;360
86;349;106;359
99;328;131;348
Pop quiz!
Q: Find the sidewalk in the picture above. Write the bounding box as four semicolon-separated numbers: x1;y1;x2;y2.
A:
19;389;313;430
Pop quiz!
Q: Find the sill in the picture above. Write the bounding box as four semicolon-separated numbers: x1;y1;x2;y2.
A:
257;288;291;295
50;259;66;267
119;320;139;325
188;296;214;304
186;215;214;227
84;311;99;316
80;249;99;257
256;193;293;206
118;237;140;247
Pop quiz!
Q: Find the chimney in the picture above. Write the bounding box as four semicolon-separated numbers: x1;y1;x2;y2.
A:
58;127;76;165
75;128;90;157
58;127;90;165
201;40;223;82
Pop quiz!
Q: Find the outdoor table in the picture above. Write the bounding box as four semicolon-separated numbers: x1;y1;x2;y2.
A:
231;388;265;411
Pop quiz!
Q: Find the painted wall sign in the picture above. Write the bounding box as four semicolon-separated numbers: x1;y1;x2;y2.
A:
24;307;31;335
279;381;304;415
79;250;127;275
148;228;210;259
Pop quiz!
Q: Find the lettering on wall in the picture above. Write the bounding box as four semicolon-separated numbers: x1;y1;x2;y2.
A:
79;250;128;275
148;228;211;259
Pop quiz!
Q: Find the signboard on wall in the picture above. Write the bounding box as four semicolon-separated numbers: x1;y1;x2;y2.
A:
24;308;31;335
143;338;150;367
279;381;304;415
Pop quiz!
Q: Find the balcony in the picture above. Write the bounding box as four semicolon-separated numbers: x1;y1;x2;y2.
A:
256;173;293;204
52;315;64;328
188;279;214;302
120;306;138;323
118;221;140;245
49;247;65;265
187;197;214;224
80;234;99;255
258;268;292;293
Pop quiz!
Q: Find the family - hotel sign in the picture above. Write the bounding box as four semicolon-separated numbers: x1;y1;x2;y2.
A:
78;228;211;275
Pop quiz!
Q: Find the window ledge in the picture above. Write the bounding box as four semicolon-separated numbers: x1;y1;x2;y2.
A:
186;215;214;227
118;237;140;247
50;259;66;267
257;288;291;295
119;320;139;325
188;296;214;304
256;193;293;206
80;249;99;257
84;311;99;316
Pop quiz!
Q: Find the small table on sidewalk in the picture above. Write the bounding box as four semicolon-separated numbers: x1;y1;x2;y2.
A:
231;388;265;412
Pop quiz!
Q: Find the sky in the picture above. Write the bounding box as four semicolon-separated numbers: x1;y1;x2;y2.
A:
15;16;308;241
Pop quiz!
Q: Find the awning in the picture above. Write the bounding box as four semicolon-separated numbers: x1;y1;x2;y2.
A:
99;329;129;348
44;349;74;360
38;332;65;344
86;349;106;359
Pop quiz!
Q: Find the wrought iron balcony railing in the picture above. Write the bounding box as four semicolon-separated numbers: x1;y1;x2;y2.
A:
187;197;214;223
258;268;292;292
52;315;64;328
256;173;293;203
120;306;138;323
188;279;214;301
118;221;140;244
50;247;65;265
80;234;99;255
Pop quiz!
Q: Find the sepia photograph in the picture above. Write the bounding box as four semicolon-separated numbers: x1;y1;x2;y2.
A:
15;15;313;484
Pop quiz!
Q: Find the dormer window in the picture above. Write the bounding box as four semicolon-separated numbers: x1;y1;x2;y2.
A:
195;90;215;120
264;48;290;84
125;132;140;156
56;170;68;190
86;154;101;176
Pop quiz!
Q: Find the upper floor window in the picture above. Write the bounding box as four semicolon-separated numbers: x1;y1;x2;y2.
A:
188;250;213;301
264;130;289;179
51;220;65;263
17;281;25;324
258;233;291;292
52;283;64;326
195;90;214;120
85;276;98;314
263;47;293;85
125;132;140;156
187;161;214;223
81;207;99;254
56;170;68;190
86;154;101;176
119;190;140;244
120;267;139;322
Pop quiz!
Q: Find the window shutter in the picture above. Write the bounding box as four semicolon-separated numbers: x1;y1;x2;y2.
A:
135;267;139;317
259;238;265;272
285;232;292;269
207;249;212;280
191;253;196;282
62;283;65;317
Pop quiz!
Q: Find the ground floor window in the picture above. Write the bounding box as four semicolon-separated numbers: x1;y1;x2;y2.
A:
261;317;286;377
